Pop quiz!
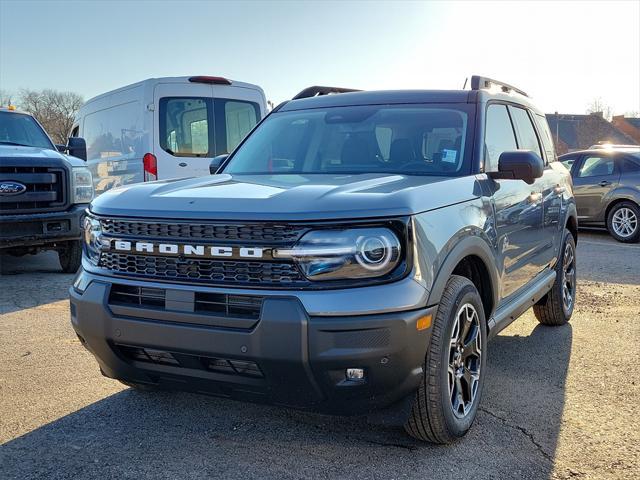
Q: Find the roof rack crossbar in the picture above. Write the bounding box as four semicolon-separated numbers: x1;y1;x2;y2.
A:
470;75;529;98
292;86;361;100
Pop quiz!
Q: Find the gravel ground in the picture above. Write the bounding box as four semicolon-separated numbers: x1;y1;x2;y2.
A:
0;230;638;480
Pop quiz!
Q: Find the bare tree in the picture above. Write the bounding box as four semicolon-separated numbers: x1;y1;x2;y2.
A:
0;89;15;107
586;97;613;121
18;89;84;144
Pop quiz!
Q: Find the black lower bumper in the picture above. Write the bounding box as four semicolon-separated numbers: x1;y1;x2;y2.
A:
69;278;434;414
0;204;85;249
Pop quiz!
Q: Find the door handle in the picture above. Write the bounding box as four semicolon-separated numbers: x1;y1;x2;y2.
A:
599;180;611;187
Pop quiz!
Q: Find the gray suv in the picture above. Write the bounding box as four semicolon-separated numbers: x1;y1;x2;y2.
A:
69;76;578;444
560;148;640;242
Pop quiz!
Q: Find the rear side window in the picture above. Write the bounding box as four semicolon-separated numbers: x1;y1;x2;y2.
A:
508;106;543;159
159;97;211;157
578;156;616;178
83;101;143;161
621;155;640;173
534;113;557;162
484;104;517;172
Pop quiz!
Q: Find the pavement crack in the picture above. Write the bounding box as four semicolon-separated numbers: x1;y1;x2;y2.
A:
363;439;418;451
479;407;553;463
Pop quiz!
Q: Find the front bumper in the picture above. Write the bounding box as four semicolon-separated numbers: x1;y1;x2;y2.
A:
0;204;86;249
69;271;434;414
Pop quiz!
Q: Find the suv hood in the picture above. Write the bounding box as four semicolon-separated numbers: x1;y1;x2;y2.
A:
90;173;480;221
0;145;86;167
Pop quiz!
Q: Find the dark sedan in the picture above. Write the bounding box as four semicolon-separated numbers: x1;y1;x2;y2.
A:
560;147;640;242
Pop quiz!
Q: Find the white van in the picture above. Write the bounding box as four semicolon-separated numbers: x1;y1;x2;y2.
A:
72;76;267;194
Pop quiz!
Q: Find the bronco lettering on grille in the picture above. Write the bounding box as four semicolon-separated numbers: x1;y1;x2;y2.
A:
110;240;264;259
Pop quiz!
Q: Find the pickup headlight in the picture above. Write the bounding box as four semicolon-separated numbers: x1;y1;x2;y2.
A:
83;215;104;265
274;228;401;281
72;167;94;204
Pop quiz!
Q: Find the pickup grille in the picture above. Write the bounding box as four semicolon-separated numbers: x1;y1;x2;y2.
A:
0;166;67;213
99;252;306;287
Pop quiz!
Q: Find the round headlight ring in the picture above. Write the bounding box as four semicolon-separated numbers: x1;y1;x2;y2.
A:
356;233;394;271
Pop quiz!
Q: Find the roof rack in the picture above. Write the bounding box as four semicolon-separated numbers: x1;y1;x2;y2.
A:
470;75;529;98
292;85;361;100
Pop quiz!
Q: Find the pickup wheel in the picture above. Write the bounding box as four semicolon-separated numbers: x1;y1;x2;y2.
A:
607;201;640;243
533;229;576;326
404;275;487;444
58;240;82;273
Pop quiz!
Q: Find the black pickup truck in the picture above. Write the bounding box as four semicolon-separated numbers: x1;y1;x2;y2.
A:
0;107;93;272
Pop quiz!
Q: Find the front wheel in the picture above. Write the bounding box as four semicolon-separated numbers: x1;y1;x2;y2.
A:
58;240;82;273
607;201;640;243
404;275;487;444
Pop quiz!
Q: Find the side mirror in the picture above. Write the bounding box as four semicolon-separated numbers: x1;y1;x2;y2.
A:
67;137;87;161
56;144;67;153
209;154;228;174
490;151;544;185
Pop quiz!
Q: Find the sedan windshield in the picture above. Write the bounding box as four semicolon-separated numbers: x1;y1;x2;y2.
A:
0;111;54;150
223;104;473;176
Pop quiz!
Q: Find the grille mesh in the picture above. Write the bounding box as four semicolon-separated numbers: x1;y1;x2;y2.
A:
100;219;307;243
100;252;306;286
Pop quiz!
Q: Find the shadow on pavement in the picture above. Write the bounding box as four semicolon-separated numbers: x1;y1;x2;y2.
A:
0;323;572;480
0;252;73;314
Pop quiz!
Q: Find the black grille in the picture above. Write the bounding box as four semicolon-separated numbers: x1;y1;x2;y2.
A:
109;283;264;319
100;219;307;243
115;344;264;378
0;166;66;213
100;252;306;286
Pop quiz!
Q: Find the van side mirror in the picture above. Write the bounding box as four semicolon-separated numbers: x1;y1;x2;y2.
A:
67;137;88;161
489;151;544;185
209;154;228;174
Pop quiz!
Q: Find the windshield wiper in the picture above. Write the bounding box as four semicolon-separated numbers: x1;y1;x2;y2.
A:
0;141;33;147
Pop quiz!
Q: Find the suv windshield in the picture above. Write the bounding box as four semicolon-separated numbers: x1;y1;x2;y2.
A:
223;104;473;176
0;111;54;150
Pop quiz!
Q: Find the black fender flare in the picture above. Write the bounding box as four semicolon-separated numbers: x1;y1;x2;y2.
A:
426;235;500;319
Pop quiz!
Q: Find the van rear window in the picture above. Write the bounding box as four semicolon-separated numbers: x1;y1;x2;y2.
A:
159;97;260;157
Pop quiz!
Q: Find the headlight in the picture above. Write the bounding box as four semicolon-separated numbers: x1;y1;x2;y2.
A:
83;215;103;265
72;167;94;204
274;228;401;281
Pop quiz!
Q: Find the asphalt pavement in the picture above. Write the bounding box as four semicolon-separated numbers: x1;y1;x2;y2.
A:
1;230;638;479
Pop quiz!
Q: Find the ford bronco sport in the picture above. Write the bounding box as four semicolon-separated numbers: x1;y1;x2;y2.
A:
1;107;93;272
70;76;578;443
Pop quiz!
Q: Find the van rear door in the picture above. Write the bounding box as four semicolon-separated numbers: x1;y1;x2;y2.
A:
153;81;215;179
153;81;264;180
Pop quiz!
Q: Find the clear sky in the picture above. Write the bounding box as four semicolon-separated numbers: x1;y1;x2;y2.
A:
1;0;639;115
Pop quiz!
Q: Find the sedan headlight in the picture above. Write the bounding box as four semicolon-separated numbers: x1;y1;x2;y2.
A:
72;167;94;204
83;215;104;265
274;228;401;281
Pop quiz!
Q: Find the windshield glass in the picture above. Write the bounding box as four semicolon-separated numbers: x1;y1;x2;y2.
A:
0;111;54;149
223;104;473;176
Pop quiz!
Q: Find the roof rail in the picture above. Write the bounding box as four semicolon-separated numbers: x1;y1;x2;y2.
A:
470;75;529;98
292;85;360;100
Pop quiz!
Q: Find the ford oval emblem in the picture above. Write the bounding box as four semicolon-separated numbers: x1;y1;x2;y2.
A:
0;181;27;196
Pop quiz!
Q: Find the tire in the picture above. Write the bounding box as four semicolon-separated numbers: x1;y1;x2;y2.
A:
533;229;576;326
404;275;487;444
606;201;640;243
58;240;82;273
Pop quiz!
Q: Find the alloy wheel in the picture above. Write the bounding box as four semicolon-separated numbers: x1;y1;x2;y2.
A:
562;242;576;312
448;303;482;419
612;207;638;238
